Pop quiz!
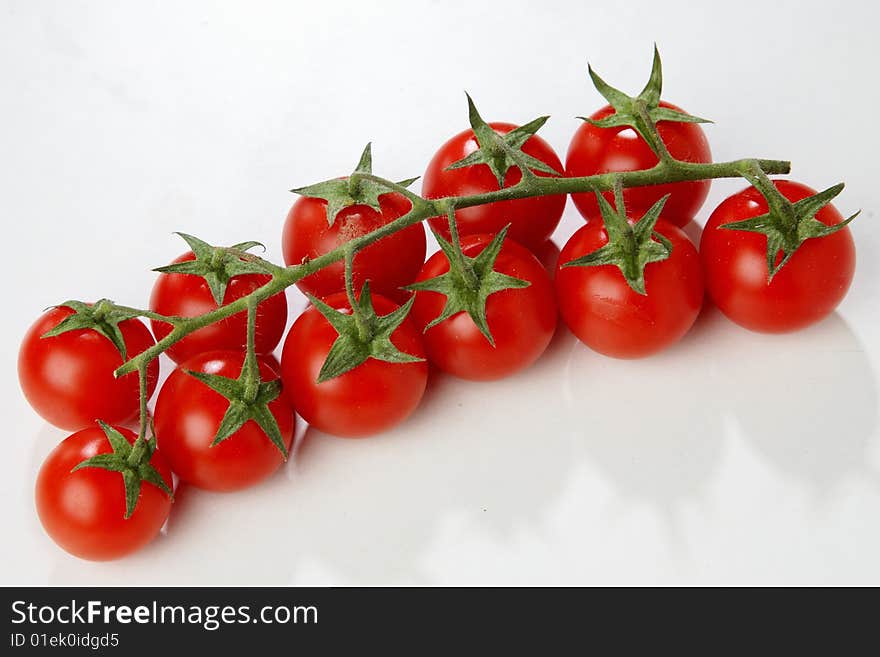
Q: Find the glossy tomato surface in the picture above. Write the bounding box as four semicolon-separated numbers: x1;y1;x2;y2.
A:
282;192;425;303
410;235;558;381
35;425;173;561
280;293;428;437
700;180;855;333
149;251;288;364
422;122;566;250
566;102;711;226
556;217;704;358
19;307;159;431
154;350;295;492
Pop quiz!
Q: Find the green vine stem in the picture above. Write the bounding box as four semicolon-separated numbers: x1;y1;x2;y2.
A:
241;298;261;403
115;155;790;379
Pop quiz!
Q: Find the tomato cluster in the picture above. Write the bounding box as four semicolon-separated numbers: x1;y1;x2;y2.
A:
18;74;857;561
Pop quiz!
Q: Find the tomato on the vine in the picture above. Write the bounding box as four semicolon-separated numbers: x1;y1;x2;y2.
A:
422;122;566;250
566;102;711;226
150;251;288;364
700;180;856;333
154;350;295;492
19;306;158;431
35;425;173;561
280;292;428;437
410;234;557;381
282;192;425;303
555;208;704;359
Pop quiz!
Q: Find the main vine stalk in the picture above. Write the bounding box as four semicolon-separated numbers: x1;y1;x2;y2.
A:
115;155;790;379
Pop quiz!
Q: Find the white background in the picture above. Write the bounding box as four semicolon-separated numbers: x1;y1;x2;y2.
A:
2;0;879;585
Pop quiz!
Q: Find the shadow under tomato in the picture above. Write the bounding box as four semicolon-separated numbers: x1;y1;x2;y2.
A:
710;310;878;495
557;325;726;554
277;368;578;584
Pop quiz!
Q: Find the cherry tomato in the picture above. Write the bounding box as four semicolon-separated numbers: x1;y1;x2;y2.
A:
35;425;173;561
700;180;855;333
149;251;288;364
282;192;425;303
532;238;561;279
422;122;566;250
555;216;704;358
153;350;295;492
280;293;428;437
19;307;159;431
410;235;558;381
566;102;711;226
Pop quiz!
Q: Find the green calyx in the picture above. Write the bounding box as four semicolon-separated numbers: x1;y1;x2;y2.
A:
582;45;710;157
562;192;672;295
73;421;173;519
404;225;530;345
721;172;859;281
185;356;289;459
41;299;144;361
445;93;561;188
154;233;270;306
309;281;424;383
292;143;419;226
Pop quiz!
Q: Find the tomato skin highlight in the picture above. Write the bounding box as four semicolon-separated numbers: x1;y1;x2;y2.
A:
153;350;295;492
149;251;288;364
700;180;856;333
282;192;426;303
35;425;173;561
410;235;558;381
566;102;711;226
18;307;159;431
280;293;428;438
555;217;704;358
422;122;566;250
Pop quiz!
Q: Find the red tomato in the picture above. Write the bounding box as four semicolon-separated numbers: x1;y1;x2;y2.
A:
35;425;172;561
282;192;425;303
153;351;295;491
700;180;856;333
566;102;711;226
532;238;562;279
410;235;558;381
19;307;159;431
149;251;288;364
280;293;428;437
556;217;704;358
422;122;566;250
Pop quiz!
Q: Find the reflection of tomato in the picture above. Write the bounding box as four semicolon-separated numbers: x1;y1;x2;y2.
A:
150;252;288;364
280;293;428;438
35;426;173;561
422;122;566;250
410;235;557;381
282;192;425;303
154;351;295;492
566;102;711;226
556;215;704;358
701;180;855;333
19;306;158;431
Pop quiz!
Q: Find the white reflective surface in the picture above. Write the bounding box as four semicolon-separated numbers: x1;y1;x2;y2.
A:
2;0;879;585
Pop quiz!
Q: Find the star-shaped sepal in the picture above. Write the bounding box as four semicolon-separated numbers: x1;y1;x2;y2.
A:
291;143;419;226
445;94;561;189
41;299;145;360
582;45;710;156
309;282;424;383
73;421;173;519
720;181;859;281
404;226;530;345
153;233;273;306
184;361;290;458
562;193;673;295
